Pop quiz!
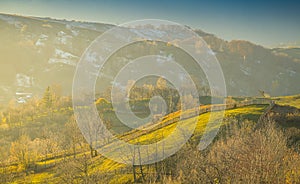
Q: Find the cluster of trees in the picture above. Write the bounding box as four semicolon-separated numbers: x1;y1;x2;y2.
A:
1;85;72;125
0;84;299;183
101;77;200;116
6;116;88;169
0;84;128;183
0;85;82;180
174;121;300;183
128;119;300;183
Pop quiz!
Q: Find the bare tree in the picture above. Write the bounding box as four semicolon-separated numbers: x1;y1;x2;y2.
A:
64;115;85;158
9;134;39;173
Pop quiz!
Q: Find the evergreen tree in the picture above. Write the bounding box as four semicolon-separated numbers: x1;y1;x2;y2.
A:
42;86;53;109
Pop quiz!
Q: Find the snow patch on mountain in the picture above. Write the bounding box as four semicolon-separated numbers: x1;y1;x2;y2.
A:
71;30;79;36
208;49;216;56
16;74;33;88
54;49;77;59
48;49;78;66
55;31;72;45
85;51;97;63
48;58;77;66
65;24;80;36
35;34;48;46
156;54;174;64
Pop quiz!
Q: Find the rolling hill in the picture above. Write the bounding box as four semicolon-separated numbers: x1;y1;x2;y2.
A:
0;13;300;105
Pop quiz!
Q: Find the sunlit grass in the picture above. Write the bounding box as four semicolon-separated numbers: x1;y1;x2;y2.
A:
93;157;125;173
0;104;268;183
12;172;54;184
109;174;134;184
273;95;300;108
89;104;268;183
128;105;267;145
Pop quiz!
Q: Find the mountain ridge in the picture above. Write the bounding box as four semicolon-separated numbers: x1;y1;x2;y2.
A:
0;13;299;104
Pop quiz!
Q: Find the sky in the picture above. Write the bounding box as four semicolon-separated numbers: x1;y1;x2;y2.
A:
0;0;299;47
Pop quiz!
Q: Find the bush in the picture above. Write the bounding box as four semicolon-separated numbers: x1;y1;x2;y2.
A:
174;121;300;183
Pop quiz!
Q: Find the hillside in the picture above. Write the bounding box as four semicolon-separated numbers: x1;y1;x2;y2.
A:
0;13;112;104
0;13;300;105
0;97;268;183
0;94;299;183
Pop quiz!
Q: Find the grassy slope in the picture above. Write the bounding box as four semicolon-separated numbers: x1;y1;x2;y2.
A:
15;104;267;183
273;94;300;109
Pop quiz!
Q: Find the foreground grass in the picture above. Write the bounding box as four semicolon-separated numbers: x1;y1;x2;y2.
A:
3;104;268;183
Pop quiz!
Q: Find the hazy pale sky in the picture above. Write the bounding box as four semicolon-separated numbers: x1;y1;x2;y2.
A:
0;0;299;47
